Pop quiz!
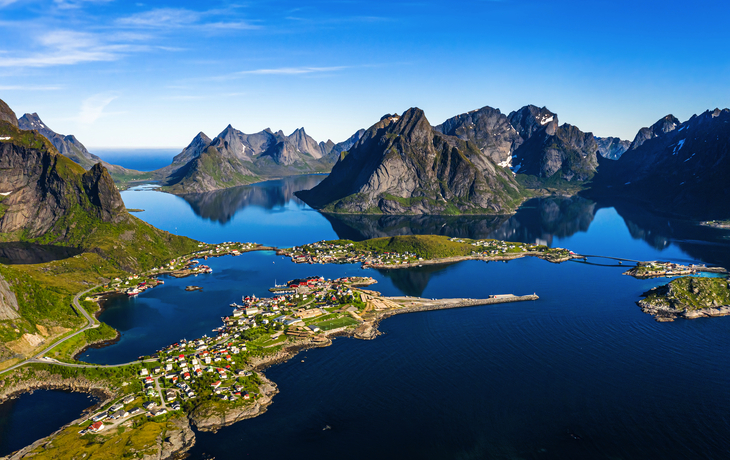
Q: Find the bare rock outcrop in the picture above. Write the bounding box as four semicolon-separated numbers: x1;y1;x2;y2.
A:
0;272;19;320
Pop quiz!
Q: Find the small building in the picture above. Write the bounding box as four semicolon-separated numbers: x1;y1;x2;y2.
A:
89;421;104;433
139;368;149;377
123;395;135;405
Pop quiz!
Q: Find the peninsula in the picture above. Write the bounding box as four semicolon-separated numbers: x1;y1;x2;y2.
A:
1;268;537;459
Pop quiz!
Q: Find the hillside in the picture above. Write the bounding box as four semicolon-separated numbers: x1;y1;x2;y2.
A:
0;112;199;366
590;108;730;219
0;118;197;269
296;108;527;215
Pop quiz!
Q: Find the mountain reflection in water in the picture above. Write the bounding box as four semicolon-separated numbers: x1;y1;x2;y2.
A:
181;175;325;224
324;195;597;245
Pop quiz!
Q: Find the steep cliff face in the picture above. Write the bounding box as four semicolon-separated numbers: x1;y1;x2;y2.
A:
296;108;526;215
0;100;18;127
0;273;19;320
435;106;521;165
590;109;730;218
0;121;127;240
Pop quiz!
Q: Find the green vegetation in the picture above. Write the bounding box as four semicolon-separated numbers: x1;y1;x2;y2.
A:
50;322;118;362
24;417;178;459
643;276;730;311
352;235;475;259
315;316;359;331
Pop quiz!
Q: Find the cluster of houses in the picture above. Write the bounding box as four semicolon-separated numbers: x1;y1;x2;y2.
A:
282;241;426;266
629;261;697;278
79;274;370;438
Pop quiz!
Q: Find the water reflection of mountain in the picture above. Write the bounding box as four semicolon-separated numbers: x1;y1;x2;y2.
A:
608;200;730;268
181;175;325;224
373;263;459;298
325;196;598;245
0;243;82;265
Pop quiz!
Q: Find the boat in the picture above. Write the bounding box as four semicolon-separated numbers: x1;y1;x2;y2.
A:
127;288;140;296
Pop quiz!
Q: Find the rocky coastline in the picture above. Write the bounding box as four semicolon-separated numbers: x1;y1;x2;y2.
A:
637;276;730;322
638;300;730;322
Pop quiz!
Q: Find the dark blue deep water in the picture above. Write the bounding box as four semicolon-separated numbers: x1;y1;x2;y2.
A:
0;390;97;457
12;175;730;458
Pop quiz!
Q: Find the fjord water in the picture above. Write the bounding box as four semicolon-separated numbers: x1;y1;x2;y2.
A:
0;390;97;457
69;177;730;458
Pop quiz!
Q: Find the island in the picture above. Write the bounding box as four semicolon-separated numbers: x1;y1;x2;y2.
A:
278;235;576;268
638;276;730;321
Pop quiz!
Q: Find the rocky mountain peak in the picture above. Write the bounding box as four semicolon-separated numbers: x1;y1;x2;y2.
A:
629;114;680;150
296;107;525;215
508;105;558;139
435;105;521;164
0;99;18;128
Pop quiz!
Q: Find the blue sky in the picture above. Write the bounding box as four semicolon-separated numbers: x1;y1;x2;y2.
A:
0;0;728;149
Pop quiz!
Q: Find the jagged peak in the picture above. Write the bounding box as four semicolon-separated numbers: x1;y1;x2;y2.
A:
193;131;211;141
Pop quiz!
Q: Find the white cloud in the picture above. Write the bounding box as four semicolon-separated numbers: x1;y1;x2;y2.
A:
78;93;117;124
236;66;347;75
0;30;134;68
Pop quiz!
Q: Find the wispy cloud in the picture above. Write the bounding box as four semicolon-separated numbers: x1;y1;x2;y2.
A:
0;30;138;68
53;0;114;9
77;93;117;124
0;0;21;7
0;85;62;90
116;7;260;31
236;66;348;75
117;8;201;28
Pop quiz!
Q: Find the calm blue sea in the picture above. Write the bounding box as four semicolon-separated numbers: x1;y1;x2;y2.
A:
3;175;730;459
91;148;180;171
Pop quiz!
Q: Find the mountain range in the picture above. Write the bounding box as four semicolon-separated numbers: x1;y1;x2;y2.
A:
590;108;730;218
156;125;363;194
296;108;526;215
6;95;729;219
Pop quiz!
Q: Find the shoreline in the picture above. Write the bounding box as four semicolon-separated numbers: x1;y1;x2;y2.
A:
362;253;572;270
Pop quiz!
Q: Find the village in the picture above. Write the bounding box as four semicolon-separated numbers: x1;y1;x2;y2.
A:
76;274;378;435
280;237;575;268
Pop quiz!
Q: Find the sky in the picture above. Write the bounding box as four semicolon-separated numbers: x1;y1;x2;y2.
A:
0;0;728;149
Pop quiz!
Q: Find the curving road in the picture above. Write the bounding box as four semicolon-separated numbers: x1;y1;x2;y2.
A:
0;284;121;375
